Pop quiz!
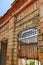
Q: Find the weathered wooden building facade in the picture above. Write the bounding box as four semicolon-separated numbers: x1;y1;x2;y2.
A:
0;0;43;65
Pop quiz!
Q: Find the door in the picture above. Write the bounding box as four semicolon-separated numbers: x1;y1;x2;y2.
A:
1;40;7;65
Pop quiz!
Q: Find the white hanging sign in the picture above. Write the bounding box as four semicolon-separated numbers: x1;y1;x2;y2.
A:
18;29;38;43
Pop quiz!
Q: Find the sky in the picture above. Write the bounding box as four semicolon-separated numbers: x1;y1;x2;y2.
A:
0;0;14;16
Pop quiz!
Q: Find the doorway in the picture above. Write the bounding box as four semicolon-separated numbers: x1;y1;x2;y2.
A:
1;40;8;65
18;58;41;65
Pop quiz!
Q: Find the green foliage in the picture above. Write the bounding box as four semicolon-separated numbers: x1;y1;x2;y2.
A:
30;61;35;65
